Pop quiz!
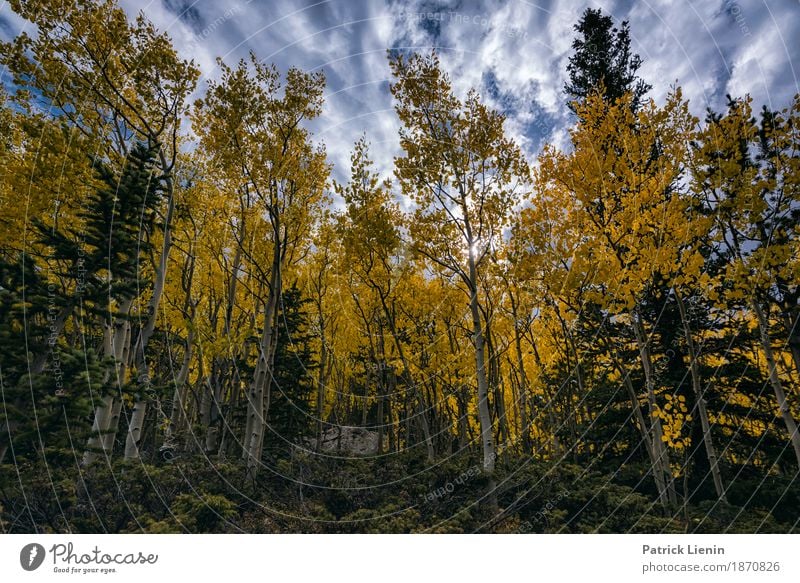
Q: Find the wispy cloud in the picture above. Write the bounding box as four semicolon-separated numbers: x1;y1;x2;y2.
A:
2;0;797;183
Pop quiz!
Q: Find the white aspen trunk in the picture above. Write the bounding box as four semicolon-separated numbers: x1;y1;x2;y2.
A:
102;345;128;456
123;365;151;461
316;322;328;452
602;323;668;503
166;327;194;445
631;313;677;506
507;359;521;446
674;290;726;501
166;237;198;448
100;399;123;454
376;327;387;453
123;154;176;461
264;315;280;429
82;396;115;466
243;353;255;458
102;320;113;357
83;297;133;466
752;299;800;467
244;240;281;477
214;245;241;459
113;307;133;383
123;399;147;459
615;355;667;501
82;325;115;466
510;296;532;454
469;257;496;476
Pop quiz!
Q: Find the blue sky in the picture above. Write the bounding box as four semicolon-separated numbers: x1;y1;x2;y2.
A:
2;0;798;184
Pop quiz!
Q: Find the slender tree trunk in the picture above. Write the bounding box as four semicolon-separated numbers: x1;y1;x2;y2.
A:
165;237;198;450
494;378;509;447
457;386;469;451
528;333;560;456
752;299;800;467
83;297;133;465
486;328;509;447
782;310;800;383
510;298;532;454
100;399;123;454
316;319;328;452
387;368;396;452
506;357;521;451
608;347;667;504
124;161;176;461
82;324;114;466
244;237;282;478
166;327;194;447
376;324;388;453
674;289;726;501
215;245;241;459
123;365;150;460
82;395;115;466
469;271;495;475
200;375;214;453
416;395;435;461
102;307;132;458
631;312;677;507
123;400;147;459
209;377;224;454
378;297;434;462
362;364;370;426
218;370;240;459
376;373;385;453
465;255;499;516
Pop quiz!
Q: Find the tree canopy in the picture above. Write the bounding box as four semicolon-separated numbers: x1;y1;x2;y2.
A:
1;2;798;534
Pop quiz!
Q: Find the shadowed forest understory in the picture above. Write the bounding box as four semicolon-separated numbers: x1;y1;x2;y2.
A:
1;1;799;533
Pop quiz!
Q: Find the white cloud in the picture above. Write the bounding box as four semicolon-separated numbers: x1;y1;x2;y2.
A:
5;0;797;187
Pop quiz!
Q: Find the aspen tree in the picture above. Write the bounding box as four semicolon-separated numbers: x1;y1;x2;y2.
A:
194;56;328;477
2;0;199;462
390;52;528;497
693;95;800;467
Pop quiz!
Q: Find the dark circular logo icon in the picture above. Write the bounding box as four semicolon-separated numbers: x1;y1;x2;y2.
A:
20;543;46;571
